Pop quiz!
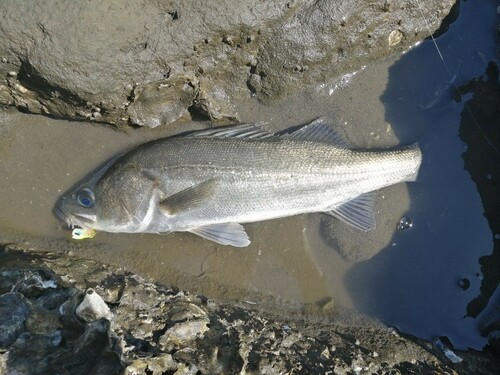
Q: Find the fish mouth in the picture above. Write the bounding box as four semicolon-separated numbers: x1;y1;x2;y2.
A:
54;206;96;229
54;206;71;226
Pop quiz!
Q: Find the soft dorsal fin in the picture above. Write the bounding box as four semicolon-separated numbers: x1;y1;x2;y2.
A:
160;179;217;215
284;117;351;148
188;122;274;140
324;192;376;231
189;222;250;247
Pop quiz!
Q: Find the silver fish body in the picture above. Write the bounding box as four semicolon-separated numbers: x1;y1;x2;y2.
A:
55;119;422;247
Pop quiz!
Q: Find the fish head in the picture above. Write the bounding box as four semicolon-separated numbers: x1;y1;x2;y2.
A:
55;155;161;233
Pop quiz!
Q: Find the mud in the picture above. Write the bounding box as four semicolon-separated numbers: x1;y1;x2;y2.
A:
0;0;454;126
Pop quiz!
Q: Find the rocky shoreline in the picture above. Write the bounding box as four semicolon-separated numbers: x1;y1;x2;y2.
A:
1;245;498;375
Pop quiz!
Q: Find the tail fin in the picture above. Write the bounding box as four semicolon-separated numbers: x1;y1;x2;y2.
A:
405;142;422;182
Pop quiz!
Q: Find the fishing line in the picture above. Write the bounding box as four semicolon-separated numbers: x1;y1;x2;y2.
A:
417;3;500;156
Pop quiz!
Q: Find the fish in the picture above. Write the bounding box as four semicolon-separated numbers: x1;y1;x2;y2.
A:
54;118;422;247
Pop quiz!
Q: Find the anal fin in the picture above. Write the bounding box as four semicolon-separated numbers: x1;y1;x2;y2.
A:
324;192;376;231
189;222;250;247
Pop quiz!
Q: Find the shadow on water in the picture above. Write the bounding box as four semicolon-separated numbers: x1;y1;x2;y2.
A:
457;61;500;347
345;0;499;350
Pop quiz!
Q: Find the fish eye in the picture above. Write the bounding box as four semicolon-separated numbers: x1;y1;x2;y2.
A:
77;189;94;208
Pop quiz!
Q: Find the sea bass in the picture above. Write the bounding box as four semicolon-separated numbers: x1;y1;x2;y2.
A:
55;119;422;247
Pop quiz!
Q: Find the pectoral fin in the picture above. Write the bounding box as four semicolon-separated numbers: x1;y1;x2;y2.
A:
160;179;217;215
189;223;250;247
324;192;376;231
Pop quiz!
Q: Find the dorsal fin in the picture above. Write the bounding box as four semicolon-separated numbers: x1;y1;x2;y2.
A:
284;117;351;148
188;122;274;140
188;118;350;146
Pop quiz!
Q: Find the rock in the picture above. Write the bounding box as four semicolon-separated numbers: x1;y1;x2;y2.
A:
7;331;63;375
0;0;455;126
168;302;208;322
113;278;170;341
52;319;124;375
1;246;499;374
125;356;196;375
0;84;11;104
25;307;60;335
76;288;113;322
0;293;29;348
159;319;210;352
10;269;58;298
94;275;126;304
194;81;239;123
128;75;198;128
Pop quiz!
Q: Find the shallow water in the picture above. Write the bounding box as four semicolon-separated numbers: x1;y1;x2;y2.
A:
344;0;498;351
0;0;497;351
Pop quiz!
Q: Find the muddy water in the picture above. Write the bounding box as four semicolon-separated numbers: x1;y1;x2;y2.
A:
0;0;496;352
344;0;498;351
0;57;405;310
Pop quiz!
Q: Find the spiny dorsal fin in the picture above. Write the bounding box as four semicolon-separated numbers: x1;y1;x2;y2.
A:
324;192;376;231
188;122;274;140
284;117;351;148
160;179;217;215
189;222;250;247
189;118;350;146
